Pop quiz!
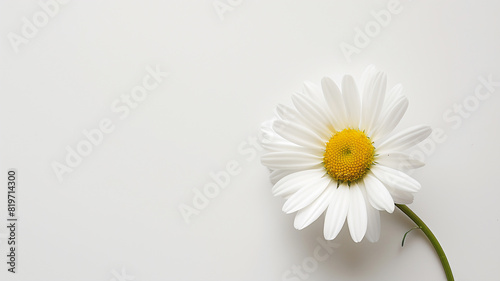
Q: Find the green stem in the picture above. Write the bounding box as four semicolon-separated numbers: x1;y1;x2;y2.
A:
395;204;454;281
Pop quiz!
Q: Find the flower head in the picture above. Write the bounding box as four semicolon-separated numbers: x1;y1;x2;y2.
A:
261;66;431;242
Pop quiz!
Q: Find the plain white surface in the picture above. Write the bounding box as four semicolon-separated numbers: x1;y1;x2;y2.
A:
1;0;500;280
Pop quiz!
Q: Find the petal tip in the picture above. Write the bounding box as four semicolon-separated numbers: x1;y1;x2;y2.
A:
387;204;395;213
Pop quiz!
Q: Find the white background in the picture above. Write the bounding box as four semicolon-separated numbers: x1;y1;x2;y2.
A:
1;0;500;280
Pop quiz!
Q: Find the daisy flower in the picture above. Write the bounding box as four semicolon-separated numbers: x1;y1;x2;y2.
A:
261;66;432;242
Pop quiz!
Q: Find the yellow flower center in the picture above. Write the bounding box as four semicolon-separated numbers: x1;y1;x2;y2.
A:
323;128;375;183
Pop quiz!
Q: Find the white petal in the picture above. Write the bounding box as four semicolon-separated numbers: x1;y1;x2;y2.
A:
359;65;378;91
342;75;361;128
259;119;285;146
276;104;331;140
360;71;387;133
384;84;403;107
347;183;367;242
377;125;432;153
272;169;326;197
363;173;395;213
294;187;335;230
270;169;295;185
260;119;275;135
283;175;331;214
370;96;408;141
261;140;303;153
291;93;333;140
358;182;381;242
276;104;302;122
324;183;350;240
387;187;414;204
321;77;346;129
379;87;405;121
261;151;323;171
371;165;421;193
376;152;425;171
273;120;326;150
303;81;323;102
276;104;319;134
366;206;381;242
